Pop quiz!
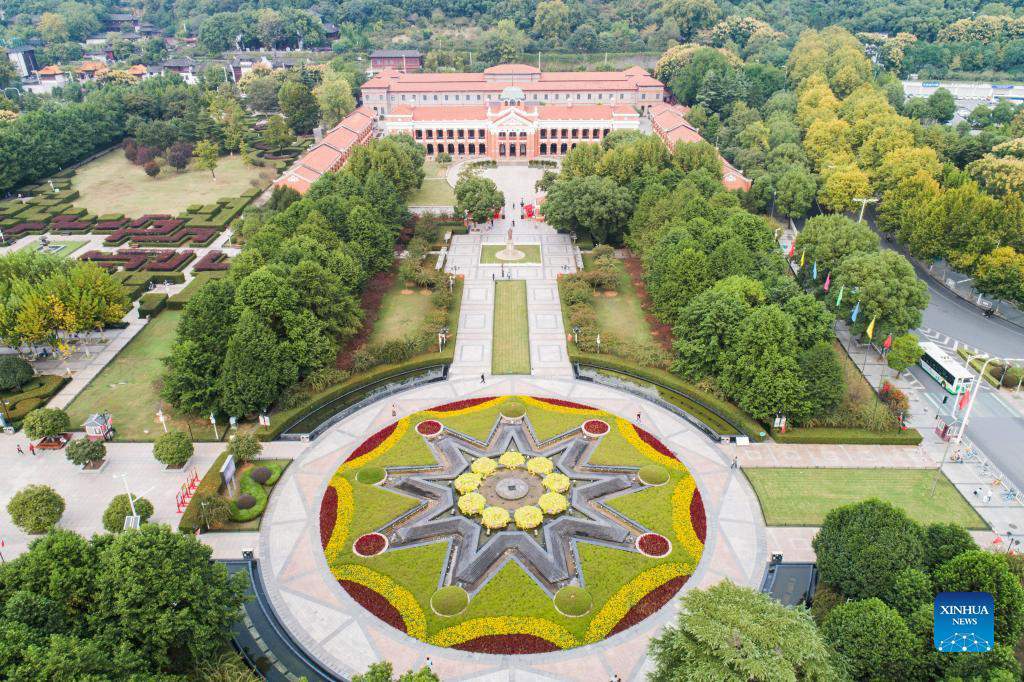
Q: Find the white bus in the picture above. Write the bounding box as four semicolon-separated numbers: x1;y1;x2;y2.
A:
918;342;974;394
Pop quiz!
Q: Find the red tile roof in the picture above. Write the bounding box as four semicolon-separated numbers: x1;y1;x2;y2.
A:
363;66;665;93
650;104;751;192
484;63;540;75
274;107;376;194
385;103;638;123
36;65;64;76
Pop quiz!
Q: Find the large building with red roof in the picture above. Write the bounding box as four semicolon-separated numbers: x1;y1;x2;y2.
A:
362;64;666;116
274;106;375;194
649;103;752;191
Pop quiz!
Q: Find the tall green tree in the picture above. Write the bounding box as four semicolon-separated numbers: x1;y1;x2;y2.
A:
831;250;929;339
454;173;504;223
543;175;633;244
314;72;357;129
648;581;839;681
278;80;319;134
821;598;919;680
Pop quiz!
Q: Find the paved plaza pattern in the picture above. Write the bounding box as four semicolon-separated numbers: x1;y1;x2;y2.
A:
258;375;767;681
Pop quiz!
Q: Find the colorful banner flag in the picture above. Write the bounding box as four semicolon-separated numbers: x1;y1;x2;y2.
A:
823;273;831;292
883;333;893;350
958;388;971;411
851;301;860;322
835;285;844;307
787;241;795;258
799;249;805;268
812;261;818;280
865;315;876;339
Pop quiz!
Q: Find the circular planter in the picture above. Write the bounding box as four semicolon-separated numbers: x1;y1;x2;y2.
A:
236;494;257;510
638;464;670;486
430;585;470;616
416;420;443;438
553;586;593;617
500;400;526;423
356;466;386;485
353;532;389;557
636;532;672;557
582;419;609;438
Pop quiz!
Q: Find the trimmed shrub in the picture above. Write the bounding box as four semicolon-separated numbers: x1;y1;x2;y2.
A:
138;292;167;319
226;433;262;464
431;586;468;615
0;356;33;391
65;438;105;466
235;494;257;510
7;484;64;534
102;493;154;532
153;429;193;468
22;407;70;440
250;466;271;484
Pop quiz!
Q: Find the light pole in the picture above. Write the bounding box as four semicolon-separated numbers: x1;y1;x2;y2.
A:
114;473;138;517
852;196;878;223
957;354;1024;444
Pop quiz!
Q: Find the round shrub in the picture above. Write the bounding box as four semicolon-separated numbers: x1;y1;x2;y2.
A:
227;433;262;464
431;586;469;616
554;586;593;616
500;400;526;418
153;430;193;468
22;407;71;440
7;484;64;534
811;498;924;601
235;494;257;510
639;464;669;486
356;466;386;484
0;356;33;391
65;438;106;466
250;466;272;484
102;493;154;532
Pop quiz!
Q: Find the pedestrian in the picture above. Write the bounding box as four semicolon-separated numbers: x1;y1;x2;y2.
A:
492;272;495;280
391;403;397;418
731;456;739;469
973;487;981;497
16;445;24;456
28;442;36;456
426;656;433;670
985;489;993;504
635;411;641;423
480;373;486;384
512;219;516;226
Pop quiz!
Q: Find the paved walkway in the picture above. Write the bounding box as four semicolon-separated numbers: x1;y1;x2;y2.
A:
258;374;767;682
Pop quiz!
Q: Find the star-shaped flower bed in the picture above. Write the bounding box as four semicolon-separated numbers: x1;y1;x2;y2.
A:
318;396;707;654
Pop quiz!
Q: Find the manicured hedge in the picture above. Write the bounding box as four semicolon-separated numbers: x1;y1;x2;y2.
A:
569;351;766;441
772;427;924;445
167;271;228;310
138;292;167;319
2;375;69;427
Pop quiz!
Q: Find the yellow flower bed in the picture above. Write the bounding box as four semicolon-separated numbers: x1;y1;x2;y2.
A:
499;450;526;469
539;491;568;514
615;418;685;471
481;506;511;530
340;419;410;472
584;562;687;643
458;492;486;516
424;396;506;418
672;475;705;563
522;396;599;415
514;505;543;529
324;476;354;566
335;563;427;639
454;471;482;494
542;472;570;493
471;457;498;477
526;456;554;476
430;616;579;649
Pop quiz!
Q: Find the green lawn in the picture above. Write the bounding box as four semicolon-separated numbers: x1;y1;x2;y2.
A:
31;239;88;257
583;254;654;346
481;245;542;264
743;468;988;529
72;151;266;217
409;179;456;206
369;276;437;345
65;310;223;441
492;280;530;374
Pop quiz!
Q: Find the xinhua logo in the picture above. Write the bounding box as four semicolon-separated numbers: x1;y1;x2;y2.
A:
934;592;994;652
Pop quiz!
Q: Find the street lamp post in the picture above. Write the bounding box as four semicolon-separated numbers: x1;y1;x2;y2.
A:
957;354;1024;444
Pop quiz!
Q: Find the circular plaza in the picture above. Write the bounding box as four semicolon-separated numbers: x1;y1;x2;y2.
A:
258;376;767;680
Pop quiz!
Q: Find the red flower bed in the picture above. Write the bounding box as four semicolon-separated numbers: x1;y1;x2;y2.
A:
319;486;338;549
345;422;399;463
690;489;706;543
429;397;495;412
532;397;596;410
636;533;671;557
633;425;677;460
607;575;688;637
582;419;609;436
353;533;388;557
455;634;559;654
340;580;407;633
416;420;442;436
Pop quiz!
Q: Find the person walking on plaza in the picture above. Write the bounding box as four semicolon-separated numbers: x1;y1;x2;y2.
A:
28;442;36;456
480;373;486;384
15;445;23;456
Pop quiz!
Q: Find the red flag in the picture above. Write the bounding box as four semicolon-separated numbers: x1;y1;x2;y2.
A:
823;273;831;292
787;241;795;258
958;389;970;411
883;334;892;350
